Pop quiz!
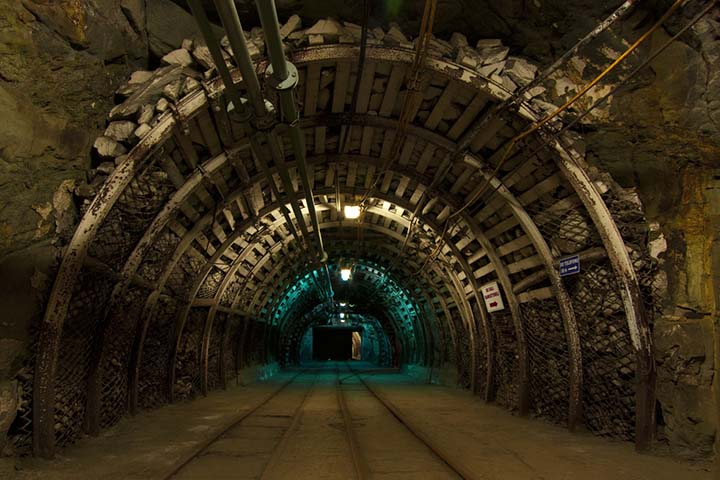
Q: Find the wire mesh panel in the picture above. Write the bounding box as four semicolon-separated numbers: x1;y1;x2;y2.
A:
173;308;207;401
207;312;226;391
7;324;39;455
470;301;489;396
138;296;183;410
166;254;205;298
197;266;224;299
452;309;472;389
224;316;241;384
99;286;147;429
138;229;182;283
437;308;457;371
246;321;268;366
522;298;570;424
603;190;662;322
87;159;174;271
566;260;635;440
490;310;519;410
7;366;34;455
54;270;114;447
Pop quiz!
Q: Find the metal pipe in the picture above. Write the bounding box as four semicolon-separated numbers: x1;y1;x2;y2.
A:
192;0;327;298
186;0;248;117
255;0;288;79
255;0;327;262
212;0;266;116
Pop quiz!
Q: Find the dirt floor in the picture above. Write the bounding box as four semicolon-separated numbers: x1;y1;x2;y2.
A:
4;364;714;480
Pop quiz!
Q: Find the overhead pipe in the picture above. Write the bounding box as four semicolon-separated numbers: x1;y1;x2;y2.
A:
255;0;328;264
211;0;310;234
190;0;320;266
186;0;249;120
211;0;267;116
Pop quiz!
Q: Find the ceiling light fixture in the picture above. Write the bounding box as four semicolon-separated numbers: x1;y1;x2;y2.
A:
340;268;352;281
344;205;360;219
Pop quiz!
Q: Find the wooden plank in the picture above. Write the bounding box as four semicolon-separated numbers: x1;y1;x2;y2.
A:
379;64;406;117
360;126;373;155
398;136;416;165
356;61;376;114
416;145;435;174
304;64;321;116
332;61;352;113
197;109;223;156
469;116;505;152
447;93;489;141
424;81;458;130
314;127;326;154
517;287;554;303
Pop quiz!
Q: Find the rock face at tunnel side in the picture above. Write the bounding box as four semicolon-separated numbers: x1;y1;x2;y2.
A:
0;0;718;464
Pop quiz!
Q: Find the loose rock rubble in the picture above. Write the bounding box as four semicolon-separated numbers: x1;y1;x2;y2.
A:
91;16;583;194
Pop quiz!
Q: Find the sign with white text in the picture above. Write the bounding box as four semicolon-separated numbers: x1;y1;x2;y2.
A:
481;281;505;312
559;255;581;277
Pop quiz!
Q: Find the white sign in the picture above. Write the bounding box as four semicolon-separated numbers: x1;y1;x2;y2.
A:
481;281;505;312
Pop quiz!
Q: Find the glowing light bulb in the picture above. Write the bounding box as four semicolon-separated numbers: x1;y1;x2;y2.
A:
340;313;345;319
340;268;352;281
344;205;360;219
339;302;347;307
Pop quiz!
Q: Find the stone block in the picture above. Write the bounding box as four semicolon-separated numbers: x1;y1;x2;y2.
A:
385;24;408;46
479;45;509;65
134;123;152;140
96;162;115;176
450;32;468;49
309;34;324;46
280;14;302;39
104;121;136;143
192;44;215;70
163;79;183;102
306;18;345;40
137;104;154;124
93;136;127;158
505;57;538;85
476;38;503;49
162;48;193;67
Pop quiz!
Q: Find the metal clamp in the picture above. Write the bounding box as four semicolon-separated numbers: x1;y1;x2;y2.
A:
266;62;299;92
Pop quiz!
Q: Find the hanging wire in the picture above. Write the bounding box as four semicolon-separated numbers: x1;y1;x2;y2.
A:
357;0;438;211
416;0;689;274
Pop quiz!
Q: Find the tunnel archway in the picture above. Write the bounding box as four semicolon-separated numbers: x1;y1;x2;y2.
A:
21;17;666;460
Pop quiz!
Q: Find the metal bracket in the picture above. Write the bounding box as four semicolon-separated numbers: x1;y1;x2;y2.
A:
266;62;299;92
226;98;252;123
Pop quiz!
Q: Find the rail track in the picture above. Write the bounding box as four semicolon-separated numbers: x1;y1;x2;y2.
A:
164;364;473;479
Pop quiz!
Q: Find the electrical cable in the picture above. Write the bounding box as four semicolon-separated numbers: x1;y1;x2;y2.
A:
417;0;689;274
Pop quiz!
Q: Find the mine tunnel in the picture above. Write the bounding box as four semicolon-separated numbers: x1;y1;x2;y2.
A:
0;0;718;478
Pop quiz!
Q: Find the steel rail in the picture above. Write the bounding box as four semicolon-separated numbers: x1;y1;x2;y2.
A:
161;369;311;479
336;368;370;480
258;371;320;480
346;365;472;480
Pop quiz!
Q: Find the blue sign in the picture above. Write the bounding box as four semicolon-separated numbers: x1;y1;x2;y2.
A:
559;255;580;277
